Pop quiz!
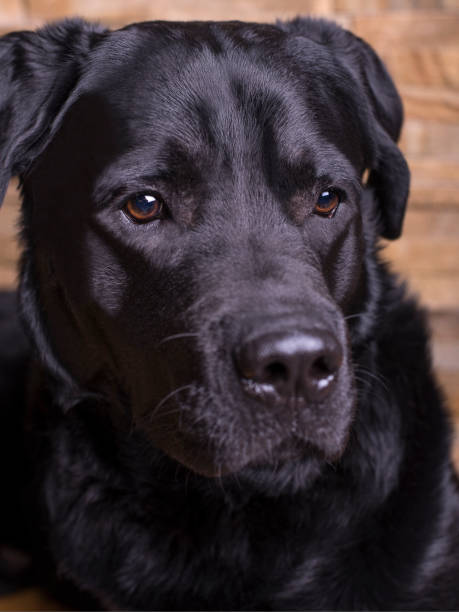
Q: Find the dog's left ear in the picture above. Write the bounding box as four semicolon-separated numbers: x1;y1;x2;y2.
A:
0;19;107;206
280;18;410;239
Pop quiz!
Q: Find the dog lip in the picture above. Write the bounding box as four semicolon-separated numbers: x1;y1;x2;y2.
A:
220;436;325;477
239;375;337;405
240;376;281;403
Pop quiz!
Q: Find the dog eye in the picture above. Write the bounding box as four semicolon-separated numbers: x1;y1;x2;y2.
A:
124;193;164;223
314;190;340;217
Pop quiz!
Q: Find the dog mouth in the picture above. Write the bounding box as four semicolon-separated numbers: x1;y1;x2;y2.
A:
179;429;339;480
139;314;355;479
142;386;354;479
242;435;328;470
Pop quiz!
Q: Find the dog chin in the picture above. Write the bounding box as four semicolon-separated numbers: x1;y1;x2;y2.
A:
169;435;335;485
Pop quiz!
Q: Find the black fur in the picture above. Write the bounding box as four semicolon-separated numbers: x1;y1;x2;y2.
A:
0;17;458;610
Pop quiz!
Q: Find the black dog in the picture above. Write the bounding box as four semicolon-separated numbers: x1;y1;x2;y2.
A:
1;16;458;610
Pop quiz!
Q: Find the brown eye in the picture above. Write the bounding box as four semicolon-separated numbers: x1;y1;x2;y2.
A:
314;190;340;217
125;193;164;223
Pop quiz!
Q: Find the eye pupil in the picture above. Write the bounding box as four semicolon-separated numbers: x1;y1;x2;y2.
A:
318;191;333;205
314;189;340;216
135;194;156;212
125;193;163;223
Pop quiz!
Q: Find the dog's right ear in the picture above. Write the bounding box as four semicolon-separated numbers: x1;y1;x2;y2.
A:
0;19;107;205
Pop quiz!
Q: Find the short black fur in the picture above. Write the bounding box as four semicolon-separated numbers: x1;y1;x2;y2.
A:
0;17;458;610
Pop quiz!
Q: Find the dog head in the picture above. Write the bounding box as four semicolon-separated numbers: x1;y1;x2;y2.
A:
0;18;409;482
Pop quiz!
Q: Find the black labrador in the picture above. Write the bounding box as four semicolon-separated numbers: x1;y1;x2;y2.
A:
0;16;458;610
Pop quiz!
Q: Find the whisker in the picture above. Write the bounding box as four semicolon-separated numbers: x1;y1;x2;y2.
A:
354;366;391;406
157;332;199;347
147;384;195;422
354;366;389;393
344;312;366;322
150;406;183;420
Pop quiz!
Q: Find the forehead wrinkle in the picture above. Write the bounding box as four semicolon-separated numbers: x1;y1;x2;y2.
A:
147;48;236;149
146;44;316;162
82;24;369;172
88;38;361;207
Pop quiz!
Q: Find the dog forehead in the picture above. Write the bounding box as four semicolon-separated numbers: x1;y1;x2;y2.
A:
28;21;365;209
82;25;308;131
72;24;363;173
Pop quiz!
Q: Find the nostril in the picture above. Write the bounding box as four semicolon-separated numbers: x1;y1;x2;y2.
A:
310;356;335;381
264;361;289;385
235;328;343;404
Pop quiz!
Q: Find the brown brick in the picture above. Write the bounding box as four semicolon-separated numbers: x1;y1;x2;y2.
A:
335;0;445;9
26;0;339;25
385;209;459;276
0;266;17;289
404;273;459;310
411;0;450;7
400;208;459;242
0;0;25;23
430;311;459;372
401;86;459;123
25;0;71;21
409;183;459;208
430;311;459;342
387;263;459;306
352;12;459;49
409;158;459;183
334;0;386;11
383;47;459;90
400;120;459;158
402;158;459;208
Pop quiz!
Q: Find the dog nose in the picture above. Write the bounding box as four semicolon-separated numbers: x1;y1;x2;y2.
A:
235;329;342;403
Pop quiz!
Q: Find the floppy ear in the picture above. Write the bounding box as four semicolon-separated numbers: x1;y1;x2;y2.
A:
0;19;107;206
280;18;410;240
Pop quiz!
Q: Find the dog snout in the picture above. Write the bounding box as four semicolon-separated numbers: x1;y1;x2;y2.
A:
235;328;343;404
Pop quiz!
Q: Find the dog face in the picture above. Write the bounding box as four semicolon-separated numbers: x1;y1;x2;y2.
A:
0;19;409;480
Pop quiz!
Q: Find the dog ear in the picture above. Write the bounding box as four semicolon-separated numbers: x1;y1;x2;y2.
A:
280;18;410;239
0;19;107;206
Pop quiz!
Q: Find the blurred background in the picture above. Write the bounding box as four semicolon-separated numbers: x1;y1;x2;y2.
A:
0;0;458;608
